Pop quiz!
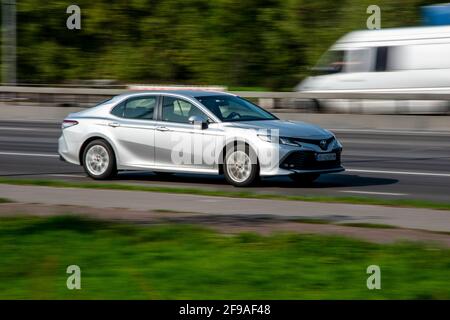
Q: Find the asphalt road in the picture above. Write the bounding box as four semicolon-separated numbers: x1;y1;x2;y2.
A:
1;120;450;202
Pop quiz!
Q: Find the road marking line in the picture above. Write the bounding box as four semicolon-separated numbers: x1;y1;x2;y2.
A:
0;151;59;158
330;128;450;135
1;151;449;178
347;168;450;177
0;126;59;132
200;199;222;203
340;190;407;196
0;119;59;123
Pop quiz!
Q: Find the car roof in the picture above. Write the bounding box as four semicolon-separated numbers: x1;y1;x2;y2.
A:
336;25;450;45
116;90;235;100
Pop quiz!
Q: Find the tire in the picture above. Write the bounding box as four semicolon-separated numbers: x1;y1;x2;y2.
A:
82;139;117;180
223;144;259;187
312;99;321;113
289;173;320;185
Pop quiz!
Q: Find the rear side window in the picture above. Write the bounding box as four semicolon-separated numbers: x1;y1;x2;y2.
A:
111;102;125;117
111;96;157;120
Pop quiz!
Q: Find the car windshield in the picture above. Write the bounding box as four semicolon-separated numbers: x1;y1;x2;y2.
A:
195;95;277;122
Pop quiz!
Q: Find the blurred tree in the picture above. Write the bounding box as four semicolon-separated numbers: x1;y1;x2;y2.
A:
1;0;436;89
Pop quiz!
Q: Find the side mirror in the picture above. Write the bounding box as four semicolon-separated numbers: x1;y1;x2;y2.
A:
188;115;208;129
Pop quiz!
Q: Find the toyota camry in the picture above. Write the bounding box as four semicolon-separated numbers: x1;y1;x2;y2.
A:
58;91;344;186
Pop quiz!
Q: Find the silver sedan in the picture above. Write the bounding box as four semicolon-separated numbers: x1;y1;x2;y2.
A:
58;91;344;186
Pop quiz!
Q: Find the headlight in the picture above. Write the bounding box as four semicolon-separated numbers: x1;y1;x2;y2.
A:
332;138;343;149
279;137;301;147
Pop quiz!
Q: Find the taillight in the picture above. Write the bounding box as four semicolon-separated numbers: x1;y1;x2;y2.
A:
62;120;79;129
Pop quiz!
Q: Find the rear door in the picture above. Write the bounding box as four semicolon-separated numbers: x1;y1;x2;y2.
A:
109;95;159;168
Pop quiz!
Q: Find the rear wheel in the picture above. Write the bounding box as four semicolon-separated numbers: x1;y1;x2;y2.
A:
223;145;259;187
82;139;117;180
289;173;320;185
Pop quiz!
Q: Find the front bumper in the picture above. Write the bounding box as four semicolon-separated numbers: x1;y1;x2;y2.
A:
290;166;345;174
279;149;344;175
258;145;345;176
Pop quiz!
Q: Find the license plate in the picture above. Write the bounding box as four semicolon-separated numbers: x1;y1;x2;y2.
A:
316;153;336;162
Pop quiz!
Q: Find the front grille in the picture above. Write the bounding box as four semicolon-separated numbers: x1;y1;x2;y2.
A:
292;137;335;150
280;150;341;170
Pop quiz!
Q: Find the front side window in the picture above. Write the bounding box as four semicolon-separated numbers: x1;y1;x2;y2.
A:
345;48;373;73
313;49;374;74
161;96;208;123
312;50;346;75
196;95;277;122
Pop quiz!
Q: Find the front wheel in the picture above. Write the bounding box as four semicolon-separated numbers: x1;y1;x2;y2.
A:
82;139;117;180
223;145;259;187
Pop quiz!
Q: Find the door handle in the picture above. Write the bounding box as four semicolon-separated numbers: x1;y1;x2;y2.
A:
108;122;120;128
156;126;171;132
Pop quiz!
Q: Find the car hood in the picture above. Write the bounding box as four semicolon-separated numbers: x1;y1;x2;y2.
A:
225;120;332;139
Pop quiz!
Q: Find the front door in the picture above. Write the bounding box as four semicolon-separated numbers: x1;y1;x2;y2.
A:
154;96;218;172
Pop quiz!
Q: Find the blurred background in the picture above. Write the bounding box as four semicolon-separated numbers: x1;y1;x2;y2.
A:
0;0;443;89
2;0;450;114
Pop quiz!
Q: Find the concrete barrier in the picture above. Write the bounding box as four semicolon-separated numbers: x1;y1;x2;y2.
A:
1;103;449;132
278;113;450;132
1;86;450;114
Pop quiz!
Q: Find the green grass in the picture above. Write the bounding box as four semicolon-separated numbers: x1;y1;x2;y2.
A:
0;197;13;204
0;216;448;299
1;177;450;211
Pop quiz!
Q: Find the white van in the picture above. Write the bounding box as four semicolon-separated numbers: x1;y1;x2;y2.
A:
296;26;450;113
